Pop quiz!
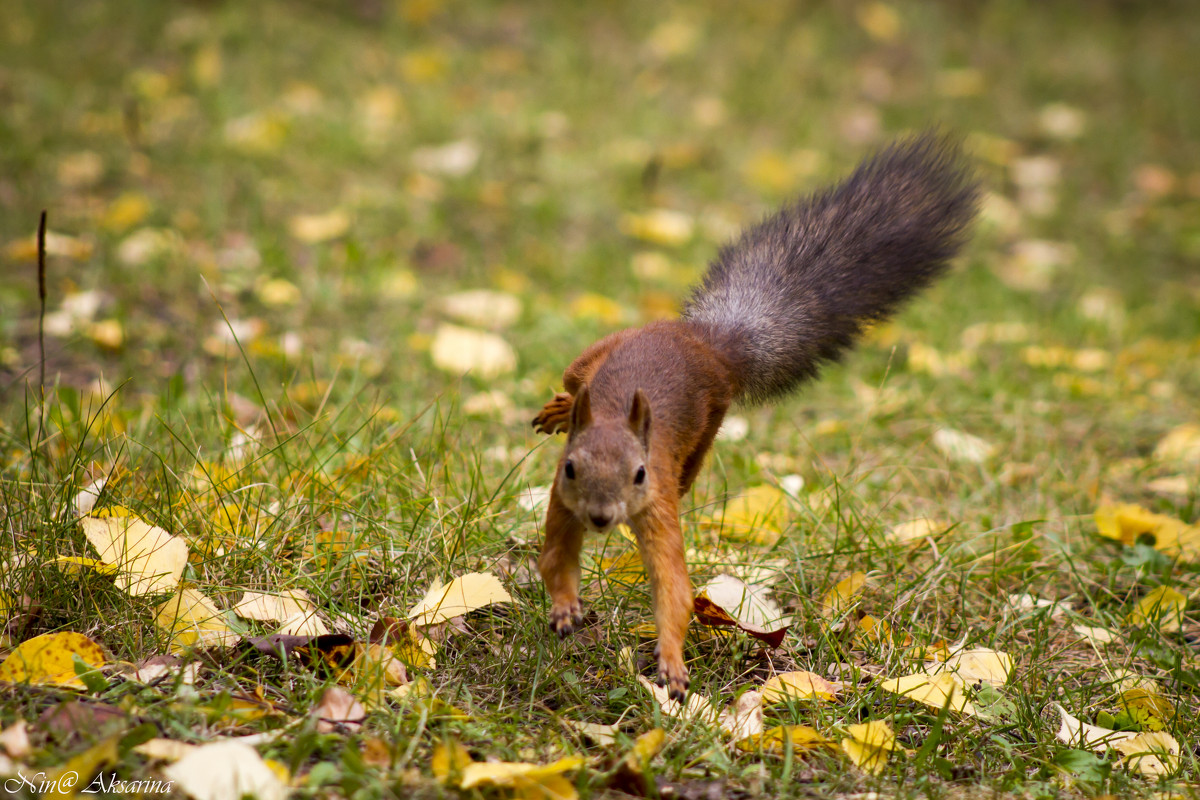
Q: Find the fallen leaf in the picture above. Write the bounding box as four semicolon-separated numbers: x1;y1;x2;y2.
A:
1073;625;1118;646
841;720;896;775
288;209;351;243
1113;731;1180;777
637;675;718;725
737;725;834;754
820;572;868;619
164;741;286;800
718;690;764;741
407;572;512;626
70;477;107;518
878;672;976;716
311;686;366;733
412;140;480;177
459;755;584;794
0;631;107;688
1053;704;1135;749
1125;586;1187;632
439;290;522;329
233;590;329;637
134;738;198;763
569;293;625;326
932;427;995;464
939;648;1013;686
430;324;517;379
693;574;790;646
1153;424;1200;466
154;587;241;652
888;518;946;545
619;209;695;247
561;719;619;747
1094;503;1200;561
0;720;31;759
697;485;791;546
762;671;839;703
611;728;665;795
80;508;189;596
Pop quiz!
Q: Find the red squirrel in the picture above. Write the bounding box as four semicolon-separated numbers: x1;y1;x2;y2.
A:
532;133;980;700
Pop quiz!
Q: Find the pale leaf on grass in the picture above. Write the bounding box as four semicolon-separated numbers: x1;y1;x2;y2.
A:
939;648;1013;686
163;741;286;800
439;290;522;329
841;720;896;775
154;588;241;652
637;675;718;725
0;720;31;759
1113;731;1180;777
718;690;764;742
312;686;366;733
71;477;107;518
233;590;330;636
888;518;945;545
1073;625;1118;646
879;672;977;717
134;738;198;763
1153;423;1200;466
80;509;189;596
1007;593;1067;618
932;427;995;464
430;323;517;379
1053;704;1135;750
288;209;350;243
693;574;790;646
762;671;839;703
561;719;619;747
407;572;512;626
0;631;107;688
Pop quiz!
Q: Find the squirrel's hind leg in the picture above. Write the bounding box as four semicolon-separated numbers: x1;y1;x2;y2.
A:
532;392;573;435
538;485;586;635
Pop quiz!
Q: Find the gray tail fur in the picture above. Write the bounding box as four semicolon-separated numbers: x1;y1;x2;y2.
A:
682;131;980;403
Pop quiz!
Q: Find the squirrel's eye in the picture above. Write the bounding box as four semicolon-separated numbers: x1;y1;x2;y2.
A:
634;465;646;485
564;460;575;480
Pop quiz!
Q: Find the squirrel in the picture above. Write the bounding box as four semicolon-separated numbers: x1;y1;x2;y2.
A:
531;132;980;701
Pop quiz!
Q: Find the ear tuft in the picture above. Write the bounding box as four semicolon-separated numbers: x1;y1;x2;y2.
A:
628;388;652;449
569;384;593;438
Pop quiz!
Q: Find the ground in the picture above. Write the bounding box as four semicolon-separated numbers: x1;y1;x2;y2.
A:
0;1;1198;798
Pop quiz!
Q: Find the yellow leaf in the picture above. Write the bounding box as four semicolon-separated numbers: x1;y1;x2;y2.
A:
80;510;188;596
47;735;120;797
619;209;695;247
154;587;241;652
1094;503;1180;547
820;572;868;619
224;111;288;154
888;518;946;545
430;324;517;379
1113;731;1180;777
256;278;301;307
0;631;107;688
854;615;893;647
233;590;319;625
698;485;790;546
191;43;222;87
1153;423;1200;466
856;2;901;41
598;547;646;585
737;725;834;754
288;209;350;243
101;192;152;232
940;648;1013;686
1125;586;1187;632
878;672;976;716
1121;687;1175;732
400;48;447;83
5;231;94;262
459;756;584;790
50;555;119;576
841;720;896;775
569;293;625;326
932;427;994;464
432;740;474;783
88;319;124;350
621;727;666;774
407;572;513;626
762;671;838;703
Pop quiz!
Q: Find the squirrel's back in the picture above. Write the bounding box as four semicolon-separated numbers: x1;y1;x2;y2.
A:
683;132;980;402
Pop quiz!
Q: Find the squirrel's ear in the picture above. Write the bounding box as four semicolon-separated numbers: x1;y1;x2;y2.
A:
569;383;593;439
628;388;652;449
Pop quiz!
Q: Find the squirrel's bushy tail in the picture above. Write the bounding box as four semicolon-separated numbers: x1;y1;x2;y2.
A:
683;132;980;403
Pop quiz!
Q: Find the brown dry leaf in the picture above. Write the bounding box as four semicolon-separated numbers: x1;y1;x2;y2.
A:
154;587;241;652
430;324;517;379
312;686;366;733
0;631;107;688
693;574;790;647
407;572;512;626
762;671;839;703
820;572;869;619
718;690;764;742
1125;586;1187;632
878;672;977;717
698;485;791;546
737;725;835;755
164;741;286;800
841;720;896;775
80;508;188;596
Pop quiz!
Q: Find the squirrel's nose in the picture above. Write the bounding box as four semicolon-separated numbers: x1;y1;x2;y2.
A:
590;513;612;529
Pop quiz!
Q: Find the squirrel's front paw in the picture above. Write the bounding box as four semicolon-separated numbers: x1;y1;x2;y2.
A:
532;393;573;435
654;646;690;703
548;598;584;637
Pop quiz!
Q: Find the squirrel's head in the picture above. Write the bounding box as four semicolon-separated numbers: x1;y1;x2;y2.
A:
557;384;653;533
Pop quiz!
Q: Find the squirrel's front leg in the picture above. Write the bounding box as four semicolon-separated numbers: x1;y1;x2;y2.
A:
538;483;586;635
633;497;692;702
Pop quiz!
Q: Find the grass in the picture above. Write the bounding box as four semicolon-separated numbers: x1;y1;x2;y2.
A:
1;0;1199;797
